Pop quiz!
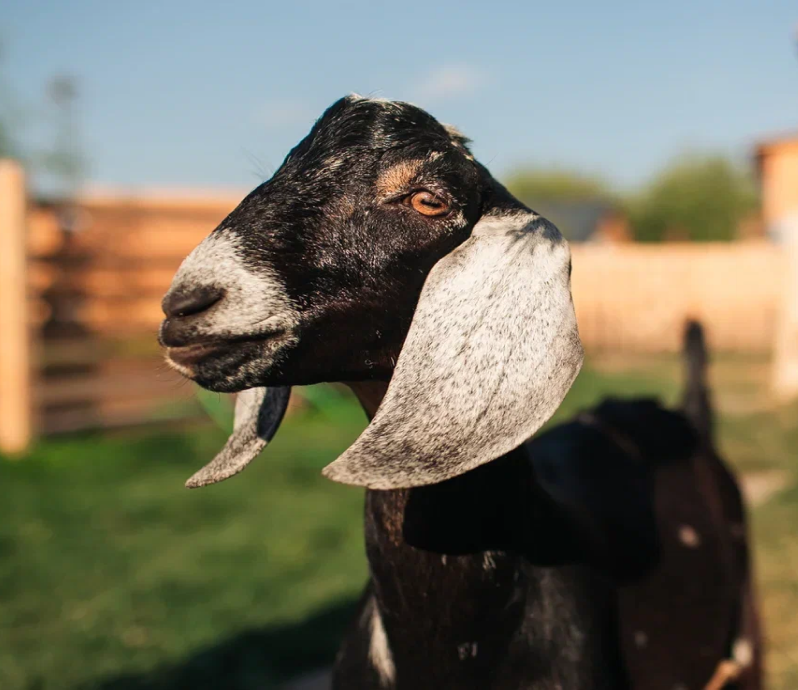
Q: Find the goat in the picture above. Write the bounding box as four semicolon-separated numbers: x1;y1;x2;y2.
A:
529;321;762;690
679;321;763;690
159;96;753;689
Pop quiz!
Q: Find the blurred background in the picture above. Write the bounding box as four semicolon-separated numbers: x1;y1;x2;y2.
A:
1;1;798;688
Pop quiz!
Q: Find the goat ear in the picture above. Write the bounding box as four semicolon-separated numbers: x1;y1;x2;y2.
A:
322;211;583;489
185;386;291;488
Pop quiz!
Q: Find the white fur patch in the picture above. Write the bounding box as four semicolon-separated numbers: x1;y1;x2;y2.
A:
165;231;299;341
678;525;701;548
164;354;194;379
733;638;753;668
368;602;396;685
457;642;478;660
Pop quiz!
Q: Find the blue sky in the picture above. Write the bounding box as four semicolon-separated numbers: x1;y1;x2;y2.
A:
4;0;798;192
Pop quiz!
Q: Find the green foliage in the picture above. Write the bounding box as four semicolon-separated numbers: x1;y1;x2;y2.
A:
0;402;369;690
504;154;759;243
629;154;758;242
0;125;12;159
503;168;617;241
195;384;358;436
195;387;235;433
298;384;360;426
0;44;17;160
0;44;85;186
504;167;613;206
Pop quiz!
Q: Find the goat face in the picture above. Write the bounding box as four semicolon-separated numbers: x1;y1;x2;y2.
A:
160;95;482;390
160;95;584;490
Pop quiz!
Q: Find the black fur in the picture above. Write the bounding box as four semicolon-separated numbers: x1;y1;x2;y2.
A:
682;319;714;446
161;96;496;389
334;448;630;689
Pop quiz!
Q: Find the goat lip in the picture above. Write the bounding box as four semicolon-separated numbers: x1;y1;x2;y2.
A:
167;342;226;366
165;330;288;366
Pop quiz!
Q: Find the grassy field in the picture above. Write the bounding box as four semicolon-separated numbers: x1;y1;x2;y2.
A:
1;355;796;689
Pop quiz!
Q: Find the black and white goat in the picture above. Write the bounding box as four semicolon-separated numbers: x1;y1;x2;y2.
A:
159;96;756;689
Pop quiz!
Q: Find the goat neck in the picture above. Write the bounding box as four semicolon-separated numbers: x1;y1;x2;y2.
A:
341;383;629;689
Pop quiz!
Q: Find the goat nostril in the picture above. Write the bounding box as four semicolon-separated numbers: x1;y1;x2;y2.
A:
162;285;224;318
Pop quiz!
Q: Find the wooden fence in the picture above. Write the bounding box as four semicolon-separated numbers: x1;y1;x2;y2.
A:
570;242;785;354
0;158;793;452
0;162;244;452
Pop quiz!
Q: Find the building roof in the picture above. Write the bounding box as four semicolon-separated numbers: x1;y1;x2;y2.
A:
755;131;798;158
532;199;617;243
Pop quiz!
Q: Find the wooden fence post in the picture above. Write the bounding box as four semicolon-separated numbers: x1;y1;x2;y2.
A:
0;159;32;454
772;220;798;401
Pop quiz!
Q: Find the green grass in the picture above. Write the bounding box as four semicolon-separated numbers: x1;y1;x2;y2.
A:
1;356;796;689
0;400;369;690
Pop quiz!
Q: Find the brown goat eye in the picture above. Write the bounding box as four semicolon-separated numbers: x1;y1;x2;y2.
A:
408;191;449;217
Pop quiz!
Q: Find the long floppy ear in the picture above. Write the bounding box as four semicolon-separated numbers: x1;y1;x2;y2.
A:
322;210;583;489
185;386;291;488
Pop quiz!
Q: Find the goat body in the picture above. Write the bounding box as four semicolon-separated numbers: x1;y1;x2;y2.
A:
334;447;629;689
613;323;762;690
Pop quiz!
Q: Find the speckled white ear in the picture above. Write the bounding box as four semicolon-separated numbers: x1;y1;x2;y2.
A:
322;211;583;490
185;386;291;488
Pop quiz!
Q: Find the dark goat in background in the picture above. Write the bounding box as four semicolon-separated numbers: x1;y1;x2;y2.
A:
530;321;762;690
159;96;758;689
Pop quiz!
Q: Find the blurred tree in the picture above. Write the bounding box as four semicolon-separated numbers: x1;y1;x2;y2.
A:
0;42;19;159
40;75;86;194
0;41;85;191
0;108;13;158
504;167;613;205
503;168;619;241
629;154;758;242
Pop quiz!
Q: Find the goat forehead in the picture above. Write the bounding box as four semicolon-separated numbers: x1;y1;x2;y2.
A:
218;96;480;240
242;148;474;219
279;98;461;173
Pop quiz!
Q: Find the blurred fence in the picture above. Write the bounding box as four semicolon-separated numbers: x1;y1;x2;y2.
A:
571;242;785;353
0;159;792;451
0;161;242;452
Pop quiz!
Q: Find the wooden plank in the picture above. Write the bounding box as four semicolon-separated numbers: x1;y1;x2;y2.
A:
41;396;202;435
79;189;243;211
57;227;210;259
28;263;178;298
27;207;64;257
41;335;162;367
40;368;192;407
0;160;32;454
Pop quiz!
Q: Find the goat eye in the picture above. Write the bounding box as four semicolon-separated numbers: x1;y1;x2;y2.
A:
408;191;450;217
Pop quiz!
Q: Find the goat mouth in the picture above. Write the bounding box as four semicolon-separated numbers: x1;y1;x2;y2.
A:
165;330;287;371
167;342;227;367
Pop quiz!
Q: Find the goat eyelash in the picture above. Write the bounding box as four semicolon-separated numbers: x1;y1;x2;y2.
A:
382;187;450;203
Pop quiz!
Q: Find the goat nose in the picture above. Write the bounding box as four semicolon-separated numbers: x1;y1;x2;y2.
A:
162;285;224;318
